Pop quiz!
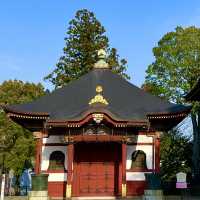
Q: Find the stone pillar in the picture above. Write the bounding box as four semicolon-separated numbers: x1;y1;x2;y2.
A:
66;144;74;198
121;143;127;198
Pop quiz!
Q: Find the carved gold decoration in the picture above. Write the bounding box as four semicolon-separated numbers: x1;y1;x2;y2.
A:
89;94;109;105
66;184;72;198
64;136;74;143
89;85;109;106
155;131;161;139
126;136;137;144
92;113;104;123
33;132;43;139
122;183;127;197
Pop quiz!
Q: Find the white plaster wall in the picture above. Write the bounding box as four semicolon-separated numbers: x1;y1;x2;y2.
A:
43;135;64;144
136;135;153;143
48;173;67;182
126;145;153;170
41;146;67;171
126;172;151;181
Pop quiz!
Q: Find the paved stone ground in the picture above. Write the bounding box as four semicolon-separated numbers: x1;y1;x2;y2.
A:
5;197;27;200
4;196;200;200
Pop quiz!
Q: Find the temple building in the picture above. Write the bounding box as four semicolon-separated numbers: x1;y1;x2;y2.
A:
3;50;190;198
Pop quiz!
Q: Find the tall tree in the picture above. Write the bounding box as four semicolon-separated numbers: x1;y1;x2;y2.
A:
144;26;200;181
0;80;45;177
44;9;129;88
160;129;192;181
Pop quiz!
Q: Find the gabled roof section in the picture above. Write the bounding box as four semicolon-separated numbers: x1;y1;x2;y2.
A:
185;78;200;101
4;68;190;123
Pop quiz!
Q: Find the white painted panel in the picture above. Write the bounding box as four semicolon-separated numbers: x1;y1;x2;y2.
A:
126;145;153;170
43;135;64;144
48;173;67;182
41;146;67;171
137;135;153;143
126;172;151;181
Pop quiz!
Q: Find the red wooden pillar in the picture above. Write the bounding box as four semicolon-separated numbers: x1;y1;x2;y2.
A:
35;137;42;174
122;143;127;197
155;132;161;173
66;144;74;198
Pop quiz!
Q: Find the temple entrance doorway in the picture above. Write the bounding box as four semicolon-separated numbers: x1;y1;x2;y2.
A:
73;142;122;197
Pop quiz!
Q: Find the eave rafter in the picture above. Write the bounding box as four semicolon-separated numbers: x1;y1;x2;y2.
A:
46;113;148;129
185;78;200;101
2;105;49;120
2;105;191;132
147;112;189;120
7;113;49;120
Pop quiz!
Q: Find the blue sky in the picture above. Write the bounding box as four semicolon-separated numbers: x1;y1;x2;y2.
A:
0;0;200;90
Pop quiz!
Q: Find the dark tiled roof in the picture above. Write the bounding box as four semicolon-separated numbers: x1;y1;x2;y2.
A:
4;69;190;121
185;79;200;101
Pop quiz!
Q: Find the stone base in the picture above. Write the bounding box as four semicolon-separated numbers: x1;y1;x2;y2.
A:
142;190;164;200
28;191;49;200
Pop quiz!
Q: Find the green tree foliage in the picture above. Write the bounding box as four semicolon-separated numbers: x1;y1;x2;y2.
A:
145;26;200;103
0;80;45;177
144;26;200;180
160;129;192;181
44;9;129;88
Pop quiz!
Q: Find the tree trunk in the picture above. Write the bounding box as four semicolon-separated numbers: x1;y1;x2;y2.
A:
191;112;200;182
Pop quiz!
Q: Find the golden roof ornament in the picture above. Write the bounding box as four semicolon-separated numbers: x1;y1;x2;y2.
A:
94;49;109;69
96;85;103;93
89;85;109;106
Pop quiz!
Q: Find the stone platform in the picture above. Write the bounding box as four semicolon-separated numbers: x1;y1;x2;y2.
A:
28;191;49;200
4;196;200;200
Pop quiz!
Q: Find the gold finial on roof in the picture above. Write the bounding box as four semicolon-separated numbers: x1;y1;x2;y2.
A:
94;49;109;69
98;49;106;59
96;85;103;93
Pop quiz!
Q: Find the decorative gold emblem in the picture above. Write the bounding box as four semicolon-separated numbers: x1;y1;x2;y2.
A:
33;131;43;139
92;113;104;123
89;85;109;105
63;136;74;143
89;94;109;105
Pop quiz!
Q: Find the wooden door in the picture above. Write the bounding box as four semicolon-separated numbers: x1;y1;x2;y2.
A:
73;143;121;197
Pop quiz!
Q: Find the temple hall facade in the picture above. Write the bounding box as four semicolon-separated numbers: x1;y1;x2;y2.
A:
3;50;190;198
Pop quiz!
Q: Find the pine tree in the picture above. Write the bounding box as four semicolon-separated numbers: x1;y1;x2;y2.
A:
44;9;129;88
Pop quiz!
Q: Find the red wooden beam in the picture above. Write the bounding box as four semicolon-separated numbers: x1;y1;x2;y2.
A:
72;135;123;142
